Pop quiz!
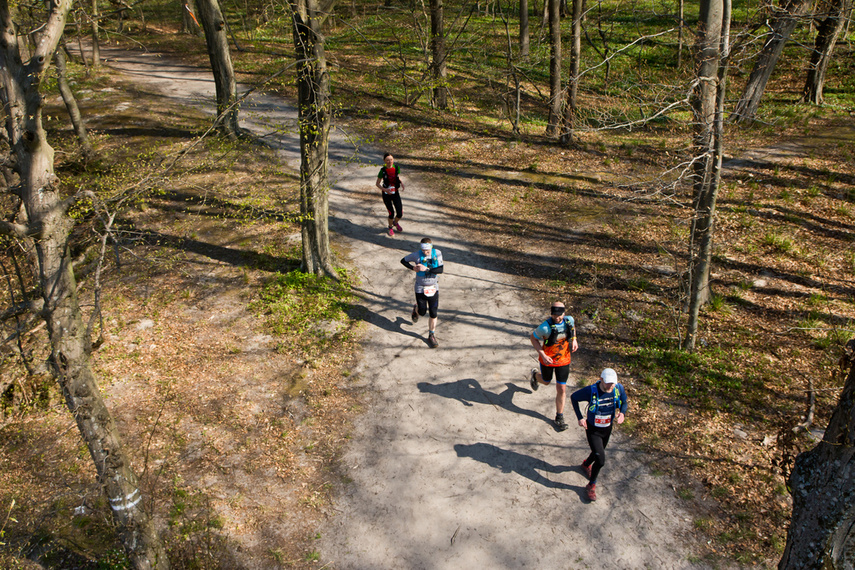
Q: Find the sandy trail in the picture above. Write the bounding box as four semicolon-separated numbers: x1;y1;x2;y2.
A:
98;47;705;569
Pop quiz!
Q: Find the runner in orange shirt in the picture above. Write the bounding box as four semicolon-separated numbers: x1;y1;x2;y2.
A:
529;302;578;431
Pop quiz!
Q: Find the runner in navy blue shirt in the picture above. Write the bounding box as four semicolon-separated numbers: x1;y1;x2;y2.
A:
570;368;628;501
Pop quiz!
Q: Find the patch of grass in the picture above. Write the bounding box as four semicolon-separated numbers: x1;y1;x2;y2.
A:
763;232;794;254
253;268;354;353
708;293;734;315
305;550;321;562
807;293;828;306
813;328;854;350
627;277;652;292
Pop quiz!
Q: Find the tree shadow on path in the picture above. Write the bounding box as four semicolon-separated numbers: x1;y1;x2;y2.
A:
418;379;551;424
455;442;583;494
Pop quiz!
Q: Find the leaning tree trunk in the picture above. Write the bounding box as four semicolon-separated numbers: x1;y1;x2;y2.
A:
429;0;447;109
55;47;95;161
731;0;811;122
802;0;851;105
545;0;561;137
683;0;730;351
195;0;240;138
780;339;855;569
0;1;169;568
291;0;337;278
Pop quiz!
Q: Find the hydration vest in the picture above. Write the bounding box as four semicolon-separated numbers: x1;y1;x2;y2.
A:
544;320;571;347
589;384;622;415
382;165;400;188
418;248;440;276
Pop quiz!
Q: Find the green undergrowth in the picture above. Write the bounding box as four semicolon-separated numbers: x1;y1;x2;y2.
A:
252;267;356;356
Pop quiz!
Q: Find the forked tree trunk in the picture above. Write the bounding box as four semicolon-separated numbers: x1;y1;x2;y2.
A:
429;0;447;109
780;339;855;568
546;0;561;137
802;0;851;104
291;0;337;277
195;0;240;137
731;0;811;122
0;1;169;568
684;0;730;351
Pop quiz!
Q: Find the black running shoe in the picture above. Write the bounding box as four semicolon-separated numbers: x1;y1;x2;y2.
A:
411;304;419;323
428;333;439;348
555;414;569;432
530;368;539;391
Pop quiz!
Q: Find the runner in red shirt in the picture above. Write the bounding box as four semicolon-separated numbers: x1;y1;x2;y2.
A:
376;153;405;236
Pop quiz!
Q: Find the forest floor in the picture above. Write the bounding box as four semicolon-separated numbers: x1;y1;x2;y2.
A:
1;35;853;569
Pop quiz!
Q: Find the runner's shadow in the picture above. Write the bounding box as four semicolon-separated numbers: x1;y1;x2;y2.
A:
417;379;550;423
455;443;573;490
349;304;423;340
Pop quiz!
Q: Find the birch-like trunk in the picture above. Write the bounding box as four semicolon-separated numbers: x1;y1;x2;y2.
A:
0;1;169;566
683;0;730;351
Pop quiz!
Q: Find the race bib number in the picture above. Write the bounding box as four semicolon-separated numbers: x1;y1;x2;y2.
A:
594;414;612;428
423;285;437;297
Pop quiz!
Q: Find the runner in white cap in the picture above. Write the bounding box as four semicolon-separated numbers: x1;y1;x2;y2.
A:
570;368;628;501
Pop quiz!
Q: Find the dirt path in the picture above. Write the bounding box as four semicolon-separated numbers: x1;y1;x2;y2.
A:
99;48;706;568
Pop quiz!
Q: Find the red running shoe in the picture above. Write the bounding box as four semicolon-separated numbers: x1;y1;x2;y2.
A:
586;483;597;501
582;462;592;479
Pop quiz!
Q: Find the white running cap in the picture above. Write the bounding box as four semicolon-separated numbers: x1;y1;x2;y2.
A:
600;368;618;385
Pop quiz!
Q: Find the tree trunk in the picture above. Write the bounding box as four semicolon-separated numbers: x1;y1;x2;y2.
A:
683;0;730;351
731;0;811;123
55;47;95;162
181;0;201;34
291;0;337;278
502;1;522;135
519;0;529;59
677;0;684;67
0;1;170;568
195;0;240;138
546;0;561;137
780;339;855;569
560;0;581;144
802;0;851;105
91;0;100;66
429;0;447;109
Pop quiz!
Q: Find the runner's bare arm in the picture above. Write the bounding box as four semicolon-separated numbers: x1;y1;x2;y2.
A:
530;334;553;365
